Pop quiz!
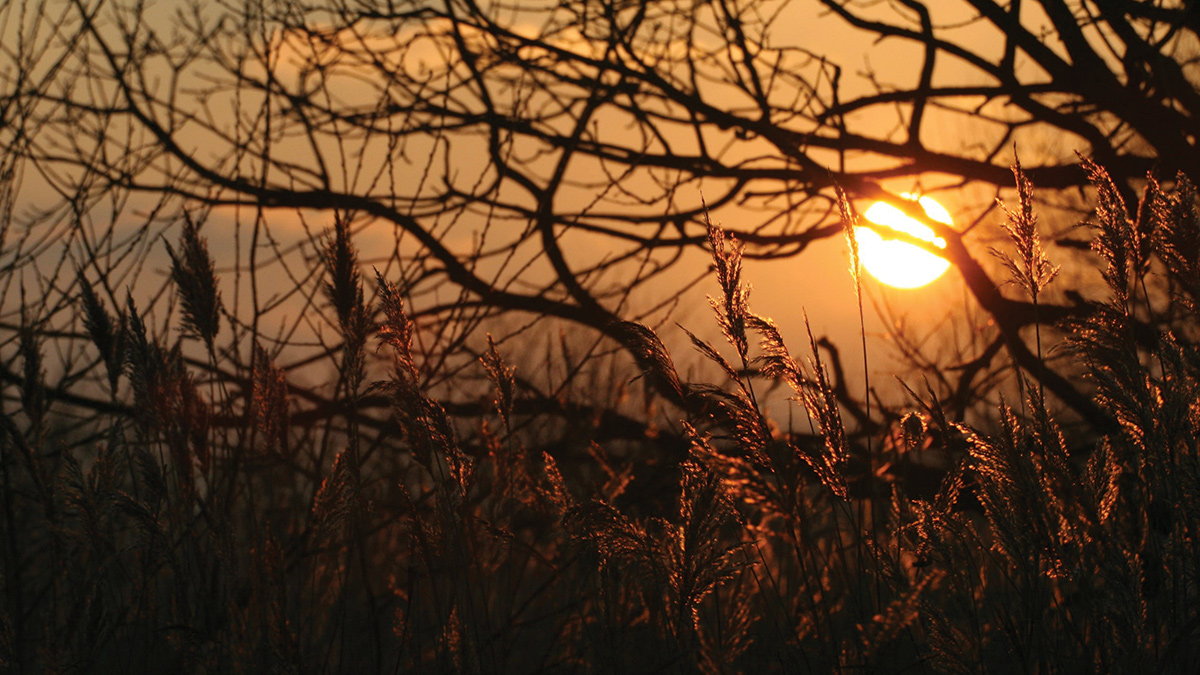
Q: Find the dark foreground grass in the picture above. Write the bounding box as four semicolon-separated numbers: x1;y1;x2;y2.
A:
2;166;1200;673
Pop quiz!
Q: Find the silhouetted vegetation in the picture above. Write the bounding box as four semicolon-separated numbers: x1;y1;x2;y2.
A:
4;0;1200;672
2;165;1200;672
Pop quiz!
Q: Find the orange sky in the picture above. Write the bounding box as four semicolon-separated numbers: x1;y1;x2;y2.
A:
0;0;1104;414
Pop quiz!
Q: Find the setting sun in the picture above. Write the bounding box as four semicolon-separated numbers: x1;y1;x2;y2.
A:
855;194;952;289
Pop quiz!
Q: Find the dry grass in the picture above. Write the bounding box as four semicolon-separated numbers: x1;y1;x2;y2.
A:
2;163;1199;673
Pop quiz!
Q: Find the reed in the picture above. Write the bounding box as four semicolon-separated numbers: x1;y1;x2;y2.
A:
2;162;1199;673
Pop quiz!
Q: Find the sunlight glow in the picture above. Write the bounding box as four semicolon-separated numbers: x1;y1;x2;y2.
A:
856;194;952;289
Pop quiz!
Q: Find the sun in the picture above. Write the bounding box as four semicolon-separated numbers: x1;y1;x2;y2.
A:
854;194;952;289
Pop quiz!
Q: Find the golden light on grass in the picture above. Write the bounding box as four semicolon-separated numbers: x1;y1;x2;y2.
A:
856;194;951;289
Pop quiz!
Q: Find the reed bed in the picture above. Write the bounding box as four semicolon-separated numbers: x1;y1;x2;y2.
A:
1;164;1199;673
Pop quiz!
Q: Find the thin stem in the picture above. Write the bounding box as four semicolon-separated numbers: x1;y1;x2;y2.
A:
1033;295;1044;405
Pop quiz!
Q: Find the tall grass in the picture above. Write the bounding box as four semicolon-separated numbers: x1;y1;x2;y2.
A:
1;162;1199;673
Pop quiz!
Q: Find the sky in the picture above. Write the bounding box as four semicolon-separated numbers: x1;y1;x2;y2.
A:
0;0;1112;418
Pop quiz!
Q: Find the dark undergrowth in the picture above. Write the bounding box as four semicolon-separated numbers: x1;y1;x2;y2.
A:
3;163;1200;674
